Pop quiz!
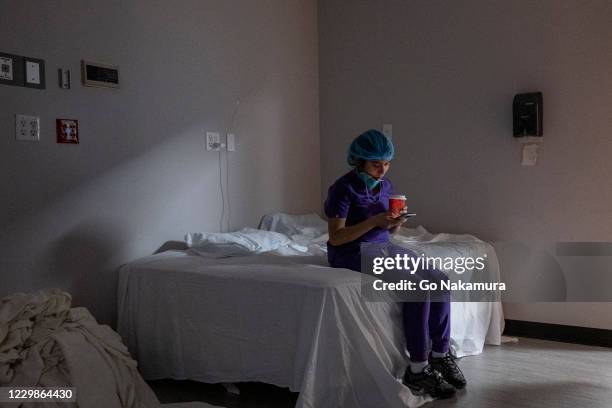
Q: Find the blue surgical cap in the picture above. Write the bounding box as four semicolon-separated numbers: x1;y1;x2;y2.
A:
347;129;395;166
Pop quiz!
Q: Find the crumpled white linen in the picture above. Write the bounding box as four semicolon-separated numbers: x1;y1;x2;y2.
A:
0;289;160;408
259;213;329;256
258;212;328;237
185;214;330;258
185;228;305;257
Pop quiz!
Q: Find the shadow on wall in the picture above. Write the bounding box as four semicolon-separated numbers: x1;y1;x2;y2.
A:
41;218;129;325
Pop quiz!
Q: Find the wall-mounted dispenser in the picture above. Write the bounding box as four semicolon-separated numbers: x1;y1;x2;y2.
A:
513;92;543;137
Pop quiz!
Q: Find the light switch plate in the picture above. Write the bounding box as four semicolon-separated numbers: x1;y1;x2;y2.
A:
58;68;71;89
26;61;40;84
23;57;45;89
16;114;40;142
227;133;235;151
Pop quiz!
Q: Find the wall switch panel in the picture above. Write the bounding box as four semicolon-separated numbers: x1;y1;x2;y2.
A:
26;61;40;84
58;68;71;89
382;123;393;140
0;52;45;89
206;131;221;151
227;133;235;151
15;114;40;142
23;57;45;89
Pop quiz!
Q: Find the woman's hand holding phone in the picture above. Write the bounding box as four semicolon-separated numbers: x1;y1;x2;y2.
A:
393;207;416;224
371;208;415;230
396;208;417;220
371;212;402;229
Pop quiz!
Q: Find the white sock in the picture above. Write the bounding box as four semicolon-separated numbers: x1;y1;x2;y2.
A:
410;360;428;374
431;350;447;358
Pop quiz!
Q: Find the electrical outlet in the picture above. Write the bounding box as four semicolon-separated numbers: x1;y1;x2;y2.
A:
15;114;40;142
206;131;221;151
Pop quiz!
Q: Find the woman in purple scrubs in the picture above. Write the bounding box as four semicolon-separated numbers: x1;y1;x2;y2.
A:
324;130;466;399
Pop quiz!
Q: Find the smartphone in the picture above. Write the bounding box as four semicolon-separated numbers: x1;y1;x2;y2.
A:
396;213;416;220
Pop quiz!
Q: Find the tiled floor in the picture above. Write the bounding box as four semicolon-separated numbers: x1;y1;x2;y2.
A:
149;337;612;408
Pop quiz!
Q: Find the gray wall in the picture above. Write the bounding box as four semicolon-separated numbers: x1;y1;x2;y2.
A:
319;0;612;328
0;0;319;325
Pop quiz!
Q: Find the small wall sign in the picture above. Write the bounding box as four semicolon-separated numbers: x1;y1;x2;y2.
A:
56;119;79;144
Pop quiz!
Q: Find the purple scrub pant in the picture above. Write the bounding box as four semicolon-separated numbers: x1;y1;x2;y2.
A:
328;243;450;362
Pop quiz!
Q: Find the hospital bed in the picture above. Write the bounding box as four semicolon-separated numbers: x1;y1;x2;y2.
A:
117;213;504;408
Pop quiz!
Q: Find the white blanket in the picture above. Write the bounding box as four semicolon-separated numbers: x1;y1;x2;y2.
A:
0;290;160;408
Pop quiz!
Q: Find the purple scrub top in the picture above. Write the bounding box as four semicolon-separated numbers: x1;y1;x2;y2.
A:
324;169;394;266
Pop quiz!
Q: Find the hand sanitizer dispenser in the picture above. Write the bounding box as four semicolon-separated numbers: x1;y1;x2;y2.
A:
513;92;543;137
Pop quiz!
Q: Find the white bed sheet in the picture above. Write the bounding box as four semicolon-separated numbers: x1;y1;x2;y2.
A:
117;250;503;408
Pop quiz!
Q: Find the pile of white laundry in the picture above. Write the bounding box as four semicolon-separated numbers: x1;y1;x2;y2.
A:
0;289;160;408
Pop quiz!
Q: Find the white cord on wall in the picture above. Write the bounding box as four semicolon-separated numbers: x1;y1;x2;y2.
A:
224;99;240;232
226;145;230;232
218;149;225;232
218;74;269;231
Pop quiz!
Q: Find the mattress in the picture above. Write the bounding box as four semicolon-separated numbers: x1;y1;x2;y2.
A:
117;250;503;408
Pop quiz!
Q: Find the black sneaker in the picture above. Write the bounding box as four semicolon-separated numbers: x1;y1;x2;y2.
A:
429;353;467;389
403;365;456;399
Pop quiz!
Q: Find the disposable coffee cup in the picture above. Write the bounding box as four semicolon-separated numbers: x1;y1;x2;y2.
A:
389;195;406;218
